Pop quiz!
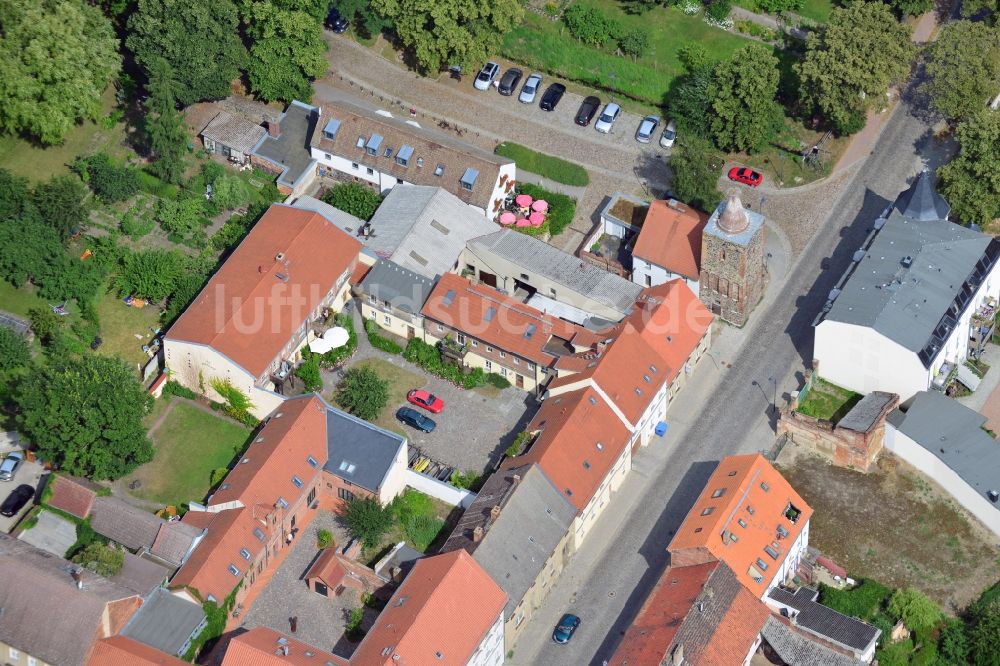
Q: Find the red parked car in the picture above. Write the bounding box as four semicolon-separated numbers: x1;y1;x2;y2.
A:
728;166;763;187
407;389;445;413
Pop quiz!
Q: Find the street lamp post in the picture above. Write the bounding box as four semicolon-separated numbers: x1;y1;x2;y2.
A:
768;376;777;415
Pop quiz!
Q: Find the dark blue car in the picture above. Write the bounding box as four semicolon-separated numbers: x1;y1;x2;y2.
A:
552;613;580;644
396;407;436;433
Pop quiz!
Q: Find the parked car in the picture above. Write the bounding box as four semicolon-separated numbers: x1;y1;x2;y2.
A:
539;83;566;112
498;68;523;96
594;103;621;133
397;407;436;433
574;96;601;126
728;166;763;187
407;389;445;414
635;115;661;143
0;484;34;517
0;451;23;482
324;6;349;33
519;73;542;104
659;119;677;148
552;614;581;644
474;62;500;91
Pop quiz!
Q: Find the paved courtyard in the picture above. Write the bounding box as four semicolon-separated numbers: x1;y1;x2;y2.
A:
0;459;45;533
18;509;76;557
240;511;378;660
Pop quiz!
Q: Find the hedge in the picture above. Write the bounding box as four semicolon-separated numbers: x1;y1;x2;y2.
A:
403;339;512;390
163;380;197;400
516;183;576;237
365;319;404;355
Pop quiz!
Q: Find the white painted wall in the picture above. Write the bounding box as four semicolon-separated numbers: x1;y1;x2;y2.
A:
403;470;476;508
467;611;505;666
631;256;700;296
764;520;810;598
573;442;632;548
378;443;411;505
885;425;1000;538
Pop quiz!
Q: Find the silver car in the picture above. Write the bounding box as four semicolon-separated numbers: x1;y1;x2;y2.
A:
0;451;24;482
474;62;500;91
519;73;543;104
636;115;661;143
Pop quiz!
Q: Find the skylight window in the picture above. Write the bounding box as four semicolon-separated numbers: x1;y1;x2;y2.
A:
756;558;769;571
764;545;779;560
240;548;252;560
292;475;303;488
228;564;240;576
339;461;357;475
434;164;445;177
442;289;456;306
588;396;597;405
383;146;394;158
307;455;318;468
276;497;289;509
484;307;497;322
356;136;366;148
524;324;536;339
253;528;265;541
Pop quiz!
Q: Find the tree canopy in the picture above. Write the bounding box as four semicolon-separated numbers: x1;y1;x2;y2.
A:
970;599;1000;665
33;175;90;239
707;43;783;153
116;249;186;301
144;58;188;184
0;328;30;374
321;182;383;221
127;0;247;105
923;21;1000;122
13;354;154;480
335;366;389;421
0;0;122;145
669;135;722;213
245;2;328;103
798;2;915;135
888;587;944;633
371;0;524;73
938;110;1000;225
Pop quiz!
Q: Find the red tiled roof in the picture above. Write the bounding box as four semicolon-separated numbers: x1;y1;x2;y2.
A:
48;474;98;519
220;627;347;666
166;204;361;378
520;387;631;511
353;550;507;666
303;548;345;587
87;636;189;666
632;200;708;279
626;281;713;383
422;273;588;366
692;583;771;664
668;454;813;597
349;261;372;286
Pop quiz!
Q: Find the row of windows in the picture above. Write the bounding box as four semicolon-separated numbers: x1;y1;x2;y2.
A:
704;273;742;301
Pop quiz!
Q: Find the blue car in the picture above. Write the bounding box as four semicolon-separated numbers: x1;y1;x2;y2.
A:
396;407;436;433
552;613;580;644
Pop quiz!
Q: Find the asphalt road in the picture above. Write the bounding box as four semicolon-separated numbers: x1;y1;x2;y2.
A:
510;83;944;664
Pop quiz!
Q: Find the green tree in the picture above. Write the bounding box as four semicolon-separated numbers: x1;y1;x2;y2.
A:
888;587;943;633
0;328;30;373
322;182;383;221
342;496;393;547
156;197;207;239
970;599;1000;665
938;111;1000;225
144;58;188;184
337;0;393;37
295;354;323;392
71;542;125;577
938;617;970;665
884;0;933;16
245;2;328;103
0;169;37;222
923;21;1000;122
127;0;247;106
707;43;783;153
13;355;154;480
72;153;140;203
961;0;997;18
0;0;122;145
33;176;89;239
563;5;621;47
335;366;389;421
212;174;252;210
670;135;722;213
618;29;650;60
798;2;915;135
371;0;524;73
116;249;185;301
669;49;715;139
27;307;62;345
0;217;61;291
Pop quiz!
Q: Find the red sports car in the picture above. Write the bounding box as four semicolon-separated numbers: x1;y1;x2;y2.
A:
728;166;763;187
407;389;445;413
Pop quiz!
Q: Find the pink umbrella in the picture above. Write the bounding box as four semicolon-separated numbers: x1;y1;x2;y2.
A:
528;211;545;226
499;211;516;225
515;218;532;228
515;194;533;208
531;199;549;212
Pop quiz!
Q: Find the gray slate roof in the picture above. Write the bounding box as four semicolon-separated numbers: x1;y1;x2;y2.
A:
253;101;318;188
90;496;164;550
767;587;880;653
111;552;170;596
325;406;406;494
367;185;497;278
894;170;951;222
0;533;138;666
823;209;995;355
441;464;576;617
289;194;369;236
468;229;644;316
359;259;437;314
837;391;896;433
121;587;206;656
200;111;267;155
890;390;1000;503
150;520;204;568
760;616;868;666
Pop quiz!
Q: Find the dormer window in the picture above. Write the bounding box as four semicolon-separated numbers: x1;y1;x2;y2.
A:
460;167;478;191
397;145;414;167
292;475;303;488
366;134;383;156
323;119;341;140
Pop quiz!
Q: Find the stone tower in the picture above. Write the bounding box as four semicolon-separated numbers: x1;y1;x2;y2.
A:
699;189;766;326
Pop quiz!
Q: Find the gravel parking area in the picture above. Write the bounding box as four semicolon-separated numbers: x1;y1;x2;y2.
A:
240;511;377;660
0;460;45;534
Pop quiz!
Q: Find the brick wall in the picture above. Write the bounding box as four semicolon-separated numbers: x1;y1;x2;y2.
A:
777;396;897;472
699;225;766;327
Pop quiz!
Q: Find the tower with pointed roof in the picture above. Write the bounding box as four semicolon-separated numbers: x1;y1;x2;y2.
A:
699;190;766;326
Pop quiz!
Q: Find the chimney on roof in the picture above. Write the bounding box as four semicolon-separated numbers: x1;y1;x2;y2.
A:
70;568;83;589
267;118;281;138
472;525;484;543
490;505;502;522
391;566;405;583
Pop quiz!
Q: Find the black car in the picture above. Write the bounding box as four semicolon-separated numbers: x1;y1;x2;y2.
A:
539;83;567;112
497;68;523;96
396;407;436;433
324;6;349;33
574;95;601;126
1;484;34;518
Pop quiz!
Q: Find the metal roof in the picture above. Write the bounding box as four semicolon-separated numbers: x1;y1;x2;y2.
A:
359;259;437;314
822;209;994;355
837;391;896;433
253;102;318;188
324;407;406;494
703;195;764;247
893;170;951;222
120;587;206;656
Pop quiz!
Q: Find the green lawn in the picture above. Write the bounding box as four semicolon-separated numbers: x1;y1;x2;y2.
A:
795;377;862;421
502;2;753;106
126;399;251;507
494;142;590;186
95;286;164;371
796;0;835;24
364;489;454;563
0;280;49;318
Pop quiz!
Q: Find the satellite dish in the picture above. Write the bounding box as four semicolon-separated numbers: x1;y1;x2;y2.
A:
324;326;350;348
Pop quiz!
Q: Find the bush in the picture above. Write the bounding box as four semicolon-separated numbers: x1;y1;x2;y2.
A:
618;29;650;59
135;169;178;199
342;496;393;548
449;470;484;490
506;430;530;458
336;366;389;420
163;380;198;400
403;339;489;389
71;542;124;577
72;153;140;203
486;373;511;389
365;319;404;355
346;607;365;640
317;528;334;549
211;174;253;211
201;162;225;186
322;182;383;221
563;4;622;47
120;213;155;239
819;580;892;621
210;467;229;488
706;0;732;22
295;355;323;392
515;183;576;237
